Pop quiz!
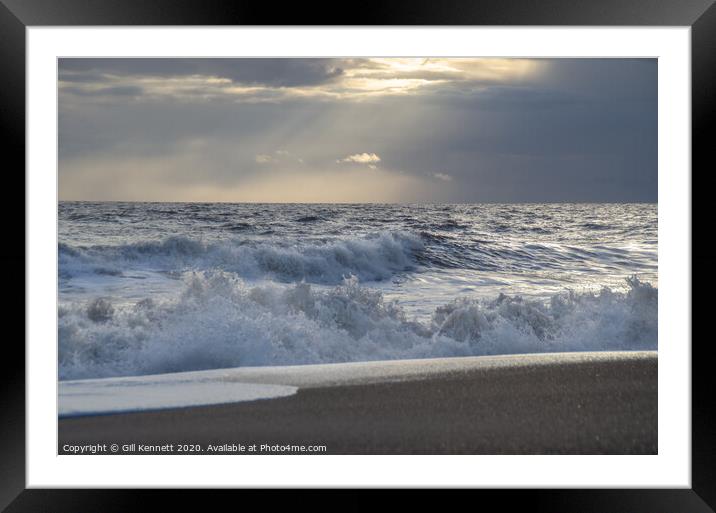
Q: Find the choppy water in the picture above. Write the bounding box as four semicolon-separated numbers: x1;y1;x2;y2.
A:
58;202;658;380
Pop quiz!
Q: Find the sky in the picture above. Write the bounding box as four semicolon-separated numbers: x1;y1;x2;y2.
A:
58;58;657;203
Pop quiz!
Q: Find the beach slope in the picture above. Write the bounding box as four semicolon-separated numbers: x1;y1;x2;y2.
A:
59;351;657;454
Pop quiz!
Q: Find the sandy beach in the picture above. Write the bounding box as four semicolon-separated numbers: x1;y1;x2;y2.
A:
59;351;657;454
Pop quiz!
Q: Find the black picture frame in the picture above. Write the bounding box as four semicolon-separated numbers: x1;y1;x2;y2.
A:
3;0;712;509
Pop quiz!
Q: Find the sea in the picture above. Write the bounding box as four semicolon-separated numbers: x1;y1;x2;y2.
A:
58;202;658;381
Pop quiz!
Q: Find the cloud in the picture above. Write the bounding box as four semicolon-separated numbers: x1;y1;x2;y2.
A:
58;58;657;203
59;58;346;87
432;172;453;182
57;58;548;104
337;153;382;165
255;150;304;166
62;85;144;97
255;154;276;164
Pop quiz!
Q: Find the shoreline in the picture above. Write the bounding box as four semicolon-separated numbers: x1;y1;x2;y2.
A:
59;351;657;455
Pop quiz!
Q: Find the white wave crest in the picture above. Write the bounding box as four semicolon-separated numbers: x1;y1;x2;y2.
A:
59;231;424;284
58;274;657;380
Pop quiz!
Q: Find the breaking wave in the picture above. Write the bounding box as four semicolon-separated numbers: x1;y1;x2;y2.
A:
59;274;657;380
59;231;424;284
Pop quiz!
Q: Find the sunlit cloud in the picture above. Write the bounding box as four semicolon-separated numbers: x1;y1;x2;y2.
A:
346;58;541;84
337;153;382;165
58;58;547;104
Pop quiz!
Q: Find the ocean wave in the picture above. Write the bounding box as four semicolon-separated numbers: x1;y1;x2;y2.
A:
59;231;424;284
58;274;657;380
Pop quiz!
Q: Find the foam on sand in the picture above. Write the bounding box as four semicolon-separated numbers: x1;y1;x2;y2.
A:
59;371;297;417
59;350;655;417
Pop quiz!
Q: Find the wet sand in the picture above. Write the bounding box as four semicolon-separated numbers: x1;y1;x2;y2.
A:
59;351;657;454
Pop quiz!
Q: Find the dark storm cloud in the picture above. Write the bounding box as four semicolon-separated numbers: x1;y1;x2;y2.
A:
62;85;145;97
58;58;657;203
59;70;114;83
59;58;346;87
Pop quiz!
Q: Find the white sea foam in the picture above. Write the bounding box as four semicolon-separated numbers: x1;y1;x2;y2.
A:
58;273;657;380
59;370;297;417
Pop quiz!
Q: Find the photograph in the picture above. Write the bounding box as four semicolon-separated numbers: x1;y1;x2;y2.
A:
2;0;708;504
55;56;658;455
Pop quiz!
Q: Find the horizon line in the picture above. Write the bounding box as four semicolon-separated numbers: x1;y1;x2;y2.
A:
58;199;659;205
